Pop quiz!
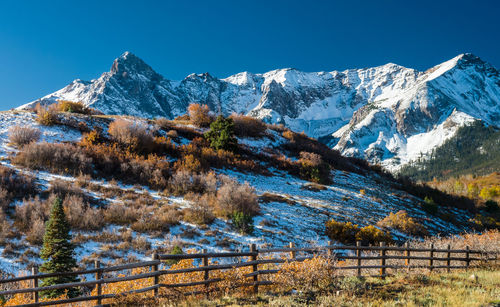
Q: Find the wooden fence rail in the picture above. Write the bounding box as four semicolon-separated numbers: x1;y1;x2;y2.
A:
0;241;498;307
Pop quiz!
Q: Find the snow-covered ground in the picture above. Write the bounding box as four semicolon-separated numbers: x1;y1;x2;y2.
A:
0;111;475;273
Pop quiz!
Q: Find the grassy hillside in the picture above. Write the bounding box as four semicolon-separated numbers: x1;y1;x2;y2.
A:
399;121;500;181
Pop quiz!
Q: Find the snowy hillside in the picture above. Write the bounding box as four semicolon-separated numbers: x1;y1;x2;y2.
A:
18;52;500;170
0;110;474;273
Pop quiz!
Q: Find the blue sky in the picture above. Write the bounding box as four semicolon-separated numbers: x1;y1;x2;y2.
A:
1;0;499;110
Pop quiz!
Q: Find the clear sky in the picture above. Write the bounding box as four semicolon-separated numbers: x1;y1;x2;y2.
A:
1;0;499;110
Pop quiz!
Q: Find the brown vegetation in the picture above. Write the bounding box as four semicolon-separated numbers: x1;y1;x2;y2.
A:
230;113;266;137
187;103;214;127
108;119;154;152
8;126;41;147
34;103;59;126
0;165;37;212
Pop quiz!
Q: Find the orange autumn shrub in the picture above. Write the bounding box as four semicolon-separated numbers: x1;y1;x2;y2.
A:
91;267;154;305
187;103;214;127
269;256;337;293
230;113;266;137
4;278;71;306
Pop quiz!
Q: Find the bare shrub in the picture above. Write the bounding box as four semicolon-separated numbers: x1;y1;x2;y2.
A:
377;210;428;237
187;103;214;127
215;178;259;218
131;206;181;233
15;195;54;244
8;126;41;147
168;170;217;196
183;194;216;225
26;219;46;245
0;165;37;209
108;119;154;152
63;195;104;230
34;103;58;126
230;113;266;137
12;142;92;176
103;204;140;225
155;117;175;131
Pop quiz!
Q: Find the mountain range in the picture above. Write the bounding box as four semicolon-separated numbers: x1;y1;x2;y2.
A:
19;52;500;171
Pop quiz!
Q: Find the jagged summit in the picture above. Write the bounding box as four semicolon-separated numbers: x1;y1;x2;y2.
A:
110;51;159;78
18;53;500;170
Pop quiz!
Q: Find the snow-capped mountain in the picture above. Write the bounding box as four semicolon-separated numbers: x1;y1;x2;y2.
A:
20;52;500;170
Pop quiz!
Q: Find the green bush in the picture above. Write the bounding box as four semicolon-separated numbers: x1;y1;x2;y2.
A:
40;198;80;298
204;115;237;151
165;245;183;266
231;211;254;234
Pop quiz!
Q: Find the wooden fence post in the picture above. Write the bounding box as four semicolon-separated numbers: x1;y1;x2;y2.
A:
31;266;38;304
380;242;386;278
289;242;296;259
446;244;451;273
250;244;258;294
465;246;470;271
95;260;102;305
405;242;410;267
356;241;362;277
429;243;434;272
202;249;209;297
152;252;159;296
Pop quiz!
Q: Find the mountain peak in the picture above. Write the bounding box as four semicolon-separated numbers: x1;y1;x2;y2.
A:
110;51;156;76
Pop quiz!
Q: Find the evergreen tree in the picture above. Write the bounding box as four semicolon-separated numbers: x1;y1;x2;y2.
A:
39;198;80;298
204;115;237;151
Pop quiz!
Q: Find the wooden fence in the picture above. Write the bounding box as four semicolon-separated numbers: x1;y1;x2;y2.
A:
0;241;498;307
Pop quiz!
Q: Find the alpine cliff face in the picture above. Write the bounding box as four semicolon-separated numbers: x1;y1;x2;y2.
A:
20;52;500;170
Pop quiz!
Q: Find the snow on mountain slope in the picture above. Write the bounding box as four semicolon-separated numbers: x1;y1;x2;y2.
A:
333;54;500;170
19;52;500;170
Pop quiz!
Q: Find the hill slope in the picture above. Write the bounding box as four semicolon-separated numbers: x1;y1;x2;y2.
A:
0;110;476;273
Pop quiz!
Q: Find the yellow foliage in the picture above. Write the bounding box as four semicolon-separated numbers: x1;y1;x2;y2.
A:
355;225;392;245
377;210;428;236
4;278;70;306
34;103;58;126
79;130;101;148
174;154;203;173
187;103;213;127
56;100;88;114
269;256;336;293
325;220;359;244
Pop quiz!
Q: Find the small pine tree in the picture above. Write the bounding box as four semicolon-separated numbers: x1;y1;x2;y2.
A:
204;115;237;151
39;198;80;298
